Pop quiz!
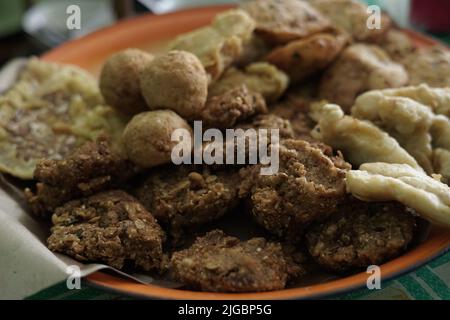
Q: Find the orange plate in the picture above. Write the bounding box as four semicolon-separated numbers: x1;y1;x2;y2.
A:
42;5;450;300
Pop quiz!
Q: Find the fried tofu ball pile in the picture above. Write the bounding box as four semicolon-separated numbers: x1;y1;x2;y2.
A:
170;230;291;292
134;166;240;243
25;139;138;218
239;139;349;242
122;110;192;168
48;190;165;271
306;200;415;272
99;49;154;116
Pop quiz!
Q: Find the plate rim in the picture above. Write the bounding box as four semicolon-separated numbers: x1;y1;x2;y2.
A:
41;5;450;300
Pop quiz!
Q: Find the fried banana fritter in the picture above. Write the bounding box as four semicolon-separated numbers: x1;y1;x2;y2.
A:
47;190;165;271
266;31;348;83
134;166;240;242
241;0;330;45
202;85;268;129
239;139;349;241
25;139;137;218
306;200;415;272
170;230;292;292
319;44;409;112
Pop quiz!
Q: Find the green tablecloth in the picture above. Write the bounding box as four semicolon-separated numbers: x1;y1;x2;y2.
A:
26;250;450;300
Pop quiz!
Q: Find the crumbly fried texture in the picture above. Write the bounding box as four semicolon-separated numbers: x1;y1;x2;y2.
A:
379;29;415;61
241;0;330;45
170;230;291;292
202;85;268;129
47;190;165;271
239;139;349;241
209;62;289;103
234;34;272;67
319;44;408;112
134;166;240;243
310;0;391;43
306;200;415;272
400;46;450;88
25;139;137;218
237;114;295;139
266;31;348;83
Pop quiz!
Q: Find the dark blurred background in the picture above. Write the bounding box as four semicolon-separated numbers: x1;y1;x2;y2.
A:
0;0;449;67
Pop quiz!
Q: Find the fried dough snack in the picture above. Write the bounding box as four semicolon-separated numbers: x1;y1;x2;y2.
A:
266;31;348;83
318;44;408;111
241;0;330;45
346;163;450;228
309;0;391;42
239;139;348;241
400;46;450;88
25;139;137;218
311;104;423;171
202;85;268;129
306;200;415;272
433;149;450;184
170;230;291;292
134;166;240;243
380;29;415;61
236;114;295;140
48;190;165;271
209;62;289;103
168;9;255;81
0;59;126;179
234;34;271;67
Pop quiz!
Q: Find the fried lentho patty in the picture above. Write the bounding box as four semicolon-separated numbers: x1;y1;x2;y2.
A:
47;190;165;271
241;0;330;45
0;58;126;179
170;230;291;292
134;166;240;242
239;139;349;241
25;139;137;218
306;200;415;272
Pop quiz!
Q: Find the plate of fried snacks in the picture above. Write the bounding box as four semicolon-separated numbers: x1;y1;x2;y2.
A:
2;0;450;299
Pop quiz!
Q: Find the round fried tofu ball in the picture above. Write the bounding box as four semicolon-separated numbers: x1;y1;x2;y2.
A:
140;50;208;120
123;110;193;168
100;49;154;116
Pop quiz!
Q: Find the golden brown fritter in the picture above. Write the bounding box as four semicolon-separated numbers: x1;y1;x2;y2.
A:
306;200;416;272
319;44;409;112
239;139;349;241
309;0;392;43
47;190;165;271
170;230;291;292
241;0;330;45
202;85;268;129
25;139;138;218
266;31;348;83
234;34;272;67
134;166;240;243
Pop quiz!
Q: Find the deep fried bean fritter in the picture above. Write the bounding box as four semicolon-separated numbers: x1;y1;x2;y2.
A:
25;139;138;218
306;201;416;272
170;230;291;292
134;166;240;243
47;190;165;271
202;85;268;129
239;139;349;241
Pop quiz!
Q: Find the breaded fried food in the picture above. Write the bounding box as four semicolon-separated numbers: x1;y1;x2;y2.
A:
239;139;348;241
266;31;348;83
400;46;450;88
168;9;255;81
306;200;415;272
209;62;289;103
380;29;415;61
25;139;137;218
318;44;408;112
234;34;272;67
236;114;295;139
310;0;392;42
99;49;154;116
134;166;240;242
241;0;330;45
346;163;450;229
311;104;423;171
170;230;291;292
0;58;126;179
47;190;165;271
202;85;268;129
